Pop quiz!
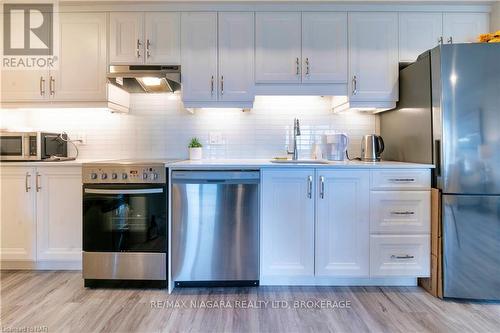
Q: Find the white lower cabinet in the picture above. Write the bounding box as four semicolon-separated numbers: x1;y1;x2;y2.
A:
261;169;315;277
370;235;430;277
36;167;82;262
261;168;431;283
315;170;369;277
0;167;36;260
0;166;82;268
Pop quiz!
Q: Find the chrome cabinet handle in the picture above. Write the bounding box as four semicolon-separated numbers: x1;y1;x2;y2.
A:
319;176;325;199
49;76;55;96
388;178;415;183
210;75;214;95
390;211;415;215
295;57;300;76
136;39;142;58
438;36;443;45
307;176;313;199
220;75;224;96
305;58;310;75
25;172;31;192
39;76;45;96
447;36;453;44
146;39;151;58
352;75;357;95
36;172;41;192
391;254;415;260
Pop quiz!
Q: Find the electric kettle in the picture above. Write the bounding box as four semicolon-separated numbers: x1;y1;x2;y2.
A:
361;134;384;162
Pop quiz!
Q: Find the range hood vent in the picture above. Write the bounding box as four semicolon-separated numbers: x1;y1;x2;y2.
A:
107;65;181;93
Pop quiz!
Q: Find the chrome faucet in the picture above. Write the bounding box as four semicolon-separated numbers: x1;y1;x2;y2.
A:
287;118;301;160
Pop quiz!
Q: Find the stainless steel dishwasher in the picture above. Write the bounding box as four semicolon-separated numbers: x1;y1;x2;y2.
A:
171;170;260;287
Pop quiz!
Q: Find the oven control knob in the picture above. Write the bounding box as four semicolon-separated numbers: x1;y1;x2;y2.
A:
143;173;148;180
122;173;128;180
101;173;108;180
111;173;118;180
90;173;97;180
151;173;158;180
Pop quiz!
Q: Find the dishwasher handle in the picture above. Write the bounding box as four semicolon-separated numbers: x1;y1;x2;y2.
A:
172;171;260;184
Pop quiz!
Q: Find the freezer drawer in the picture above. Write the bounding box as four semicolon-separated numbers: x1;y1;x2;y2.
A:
171;171;259;284
442;194;500;300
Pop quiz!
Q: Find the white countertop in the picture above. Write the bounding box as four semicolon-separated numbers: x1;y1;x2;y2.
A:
168;159;434;169
0;158;434;169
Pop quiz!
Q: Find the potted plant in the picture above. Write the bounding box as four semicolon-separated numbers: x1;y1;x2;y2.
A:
188;137;203;160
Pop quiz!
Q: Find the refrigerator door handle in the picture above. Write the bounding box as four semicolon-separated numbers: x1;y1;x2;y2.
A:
434;139;441;177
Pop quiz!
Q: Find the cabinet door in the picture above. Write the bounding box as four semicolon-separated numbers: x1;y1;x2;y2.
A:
255;12;302;83
261;169;315;277
302;12;347;83
349;13;398;102
145;12;180;64
1;70;49;102
315;170;370;277
36;167;82;262
181;12;218;102
443;13;489;44
399;12;442;62
52;13;107;101
109;12;144;64
218;12;254;102
0;167;36;260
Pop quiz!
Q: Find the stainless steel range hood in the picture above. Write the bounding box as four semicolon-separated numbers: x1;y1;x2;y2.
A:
107;65;181;93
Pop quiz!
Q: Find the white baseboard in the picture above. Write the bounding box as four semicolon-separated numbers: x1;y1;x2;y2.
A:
1;260;82;271
260;276;417;286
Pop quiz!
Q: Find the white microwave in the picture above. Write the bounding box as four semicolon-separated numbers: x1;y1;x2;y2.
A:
0;131;68;161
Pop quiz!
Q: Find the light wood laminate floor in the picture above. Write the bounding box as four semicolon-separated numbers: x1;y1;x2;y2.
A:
1;271;500;333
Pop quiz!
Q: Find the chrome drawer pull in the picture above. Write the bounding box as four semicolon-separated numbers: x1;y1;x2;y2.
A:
295;57;300;76
319;176;325;199
307;176;313;199
388;178;415;182
390;211;415;215
25;172;31;192
391;254;414;260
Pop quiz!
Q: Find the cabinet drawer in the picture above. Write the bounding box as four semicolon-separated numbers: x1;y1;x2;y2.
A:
371;170;430;190
370;235;430;277
370;191;430;234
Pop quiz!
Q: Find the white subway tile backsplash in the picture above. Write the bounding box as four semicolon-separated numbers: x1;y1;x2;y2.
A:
0;95;377;160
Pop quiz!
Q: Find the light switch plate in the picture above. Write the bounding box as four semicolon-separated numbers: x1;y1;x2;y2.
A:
209;132;224;145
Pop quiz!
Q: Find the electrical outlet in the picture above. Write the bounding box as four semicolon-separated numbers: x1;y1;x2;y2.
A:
209;132;224;145
74;133;87;145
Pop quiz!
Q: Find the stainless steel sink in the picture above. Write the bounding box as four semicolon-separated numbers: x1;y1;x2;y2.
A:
270;159;330;165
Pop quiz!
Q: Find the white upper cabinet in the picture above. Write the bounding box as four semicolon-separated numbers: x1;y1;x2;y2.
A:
261;169;315;277
144;12;181;64
53;12;107;101
255;12;302;83
181;12;218;102
443;13;489;44
1;70;49;102
181;12;254;105
218;12;254;101
302;12;348;83
36;167;82;262
110;12;180;65
348;12;399;102
399;12;443;62
109;12;144;64
315;170;370;277
0;167;36;261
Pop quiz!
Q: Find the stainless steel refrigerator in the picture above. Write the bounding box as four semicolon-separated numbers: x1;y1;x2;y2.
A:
380;43;500;300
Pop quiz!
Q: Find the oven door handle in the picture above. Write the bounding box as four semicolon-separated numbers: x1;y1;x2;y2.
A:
84;188;163;195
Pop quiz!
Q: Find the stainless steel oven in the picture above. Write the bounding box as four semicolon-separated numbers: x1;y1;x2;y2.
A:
0;131;67;161
82;161;168;288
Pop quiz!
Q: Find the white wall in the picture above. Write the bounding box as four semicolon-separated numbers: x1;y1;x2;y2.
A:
0;95;376;160
491;1;500;30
